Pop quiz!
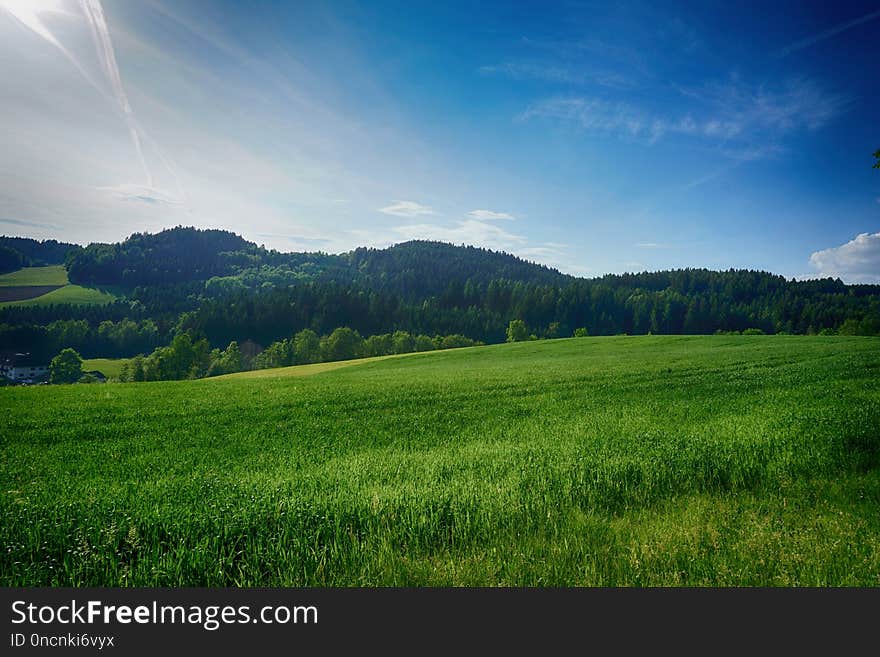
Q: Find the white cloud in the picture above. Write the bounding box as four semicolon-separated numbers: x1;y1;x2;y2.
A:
516;246;560;258
378;200;436;217
809;232;880;283
466;209;515;221
388;224;588;275
635;242;670;249
392;219;524;251
515;243;582;273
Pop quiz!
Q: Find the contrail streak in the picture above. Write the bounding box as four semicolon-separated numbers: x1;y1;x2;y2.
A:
779;9;880;57
0;0;184;201
0;1;105;99
80;0;152;188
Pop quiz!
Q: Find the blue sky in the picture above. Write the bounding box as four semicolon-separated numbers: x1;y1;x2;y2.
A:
0;0;878;281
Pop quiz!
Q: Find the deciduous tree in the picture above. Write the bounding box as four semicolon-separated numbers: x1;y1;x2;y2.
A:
49;348;83;384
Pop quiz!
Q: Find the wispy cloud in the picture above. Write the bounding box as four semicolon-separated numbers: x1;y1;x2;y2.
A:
0;217;60;230
98;184;183;205
520;97;652;139
392;218;524;251
521;77;847;158
514;243;581;273
515;243;587;274
520;36;650;76
718;144;785;162
393;219;526;252
516;245;562;259
479;61;632;89
256;233;332;250
390;222;586;275
680;167;730;190
635;242;670;249
688;77;849;133
779;9;880;57
809;232;880;283
378;200;436;217
467;209;516;221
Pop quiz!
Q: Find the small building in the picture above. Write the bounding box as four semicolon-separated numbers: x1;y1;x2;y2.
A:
0;353;49;383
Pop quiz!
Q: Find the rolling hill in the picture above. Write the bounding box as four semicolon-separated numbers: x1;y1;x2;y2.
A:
0;265;116;307
1;226;878;367
2;335;879;585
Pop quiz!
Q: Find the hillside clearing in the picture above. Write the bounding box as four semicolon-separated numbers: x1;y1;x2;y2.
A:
0;265;116;307
0;265;68;287
0;283;116;307
81;358;130;379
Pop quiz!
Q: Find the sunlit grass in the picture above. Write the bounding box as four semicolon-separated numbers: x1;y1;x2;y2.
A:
217;352;418;380
2;335;878;585
0;283;116;307
81;358;130;379
0;265;68;287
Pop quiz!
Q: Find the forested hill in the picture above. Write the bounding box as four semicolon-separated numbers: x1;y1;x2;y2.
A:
65;228;279;286
0;236;81;273
342;242;570;299
63;226;570;293
2;226;879;363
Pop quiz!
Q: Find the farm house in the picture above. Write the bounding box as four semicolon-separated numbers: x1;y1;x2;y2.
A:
0;352;48;383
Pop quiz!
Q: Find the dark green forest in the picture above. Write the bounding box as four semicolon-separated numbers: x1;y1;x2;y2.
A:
0;236;81;273
2;227;879;377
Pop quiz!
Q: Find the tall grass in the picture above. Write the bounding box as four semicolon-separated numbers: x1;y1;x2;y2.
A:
2;336;879;585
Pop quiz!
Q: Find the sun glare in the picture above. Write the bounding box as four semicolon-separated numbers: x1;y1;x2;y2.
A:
0;0;72;35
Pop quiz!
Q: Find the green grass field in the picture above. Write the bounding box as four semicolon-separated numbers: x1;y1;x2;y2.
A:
0;283;116;307
0;265;116;307
217;352;420;380
0;265;69;287
2;336;879;586
81;358;130;379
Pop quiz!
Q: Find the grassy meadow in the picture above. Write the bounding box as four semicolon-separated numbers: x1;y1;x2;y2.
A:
0;265;69;287
0;265;116;307
2;335;879;586
81;358;130;379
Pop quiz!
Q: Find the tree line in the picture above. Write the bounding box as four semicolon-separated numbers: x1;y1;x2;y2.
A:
115;328;481;382
0;318;165;361
0;236;80;274
2;229;879;374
